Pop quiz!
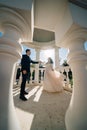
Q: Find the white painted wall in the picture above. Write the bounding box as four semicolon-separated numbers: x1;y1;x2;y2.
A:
34;0;68;31
55;5;73;47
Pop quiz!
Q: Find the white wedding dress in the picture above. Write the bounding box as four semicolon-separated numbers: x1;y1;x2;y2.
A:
43;63;63;92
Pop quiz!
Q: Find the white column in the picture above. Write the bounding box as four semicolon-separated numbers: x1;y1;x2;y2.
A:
0;28;22;130
35;48;40;60
55;47;60;69
65;39;87;130
35;48;40;83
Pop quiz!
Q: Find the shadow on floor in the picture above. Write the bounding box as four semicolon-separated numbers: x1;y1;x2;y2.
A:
13;85;71;130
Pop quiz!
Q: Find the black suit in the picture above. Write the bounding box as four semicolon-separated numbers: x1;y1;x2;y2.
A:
20;54;38;97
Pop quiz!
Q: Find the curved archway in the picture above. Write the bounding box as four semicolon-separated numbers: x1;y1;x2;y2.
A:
0;32;3;37
84;41;87;51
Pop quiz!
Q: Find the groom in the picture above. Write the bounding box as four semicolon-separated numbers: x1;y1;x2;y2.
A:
20;49;39;101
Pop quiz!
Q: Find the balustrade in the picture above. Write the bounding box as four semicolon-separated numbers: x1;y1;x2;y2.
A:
14;64;45;86
14;64;73;90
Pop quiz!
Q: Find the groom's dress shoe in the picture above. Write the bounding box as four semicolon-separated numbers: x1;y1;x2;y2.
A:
24;91;28;95
19;96;28;101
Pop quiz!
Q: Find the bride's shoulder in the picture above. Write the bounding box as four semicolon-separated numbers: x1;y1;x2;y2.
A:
45;63;50;66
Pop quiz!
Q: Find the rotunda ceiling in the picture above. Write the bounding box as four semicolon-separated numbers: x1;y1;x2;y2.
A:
33;28;55;43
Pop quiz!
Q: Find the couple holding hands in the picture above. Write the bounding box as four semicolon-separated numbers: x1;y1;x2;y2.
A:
20;49;63;101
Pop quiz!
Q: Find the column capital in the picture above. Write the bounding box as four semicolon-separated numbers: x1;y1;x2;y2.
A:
3;25;23;42
68;50;87;65
0;25;22;61
35;48;41;52
67;39;87;65
0;37;22;61
54;46;60;49
68;38;85;50
0;6;30;42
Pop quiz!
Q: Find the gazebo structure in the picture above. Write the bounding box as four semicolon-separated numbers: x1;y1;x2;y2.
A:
23;40;60;69
0;0;87;130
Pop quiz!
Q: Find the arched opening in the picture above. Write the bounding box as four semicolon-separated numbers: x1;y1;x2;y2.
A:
0;32;3;37
84;41;87;51
59;48;69;65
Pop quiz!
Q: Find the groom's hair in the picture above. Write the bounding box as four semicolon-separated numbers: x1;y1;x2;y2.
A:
26;49;30;53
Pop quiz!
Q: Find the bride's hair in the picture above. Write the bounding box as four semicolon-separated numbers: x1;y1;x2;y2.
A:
48;57;53;64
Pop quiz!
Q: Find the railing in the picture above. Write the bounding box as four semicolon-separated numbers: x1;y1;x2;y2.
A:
27;65;45;85
58;66;73;92
14;64;73;92
14;64;45;86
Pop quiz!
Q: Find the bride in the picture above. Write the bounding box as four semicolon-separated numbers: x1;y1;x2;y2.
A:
43;57;63;92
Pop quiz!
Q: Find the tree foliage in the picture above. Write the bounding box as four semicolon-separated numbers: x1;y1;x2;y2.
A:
62;60;69;66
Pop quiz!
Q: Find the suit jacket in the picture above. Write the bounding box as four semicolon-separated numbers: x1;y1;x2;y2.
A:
21;54;38;73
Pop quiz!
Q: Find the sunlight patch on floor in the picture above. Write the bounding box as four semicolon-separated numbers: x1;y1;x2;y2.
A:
13;88;20;95
33;86;43;102
26;86;40;99
13;86;29;97
16;108;34;130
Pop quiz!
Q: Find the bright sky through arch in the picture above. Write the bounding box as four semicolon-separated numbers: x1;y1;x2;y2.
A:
40;49;55;63
59;48;69;65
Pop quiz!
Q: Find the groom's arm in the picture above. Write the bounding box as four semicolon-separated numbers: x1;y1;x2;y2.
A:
31;60;39;64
